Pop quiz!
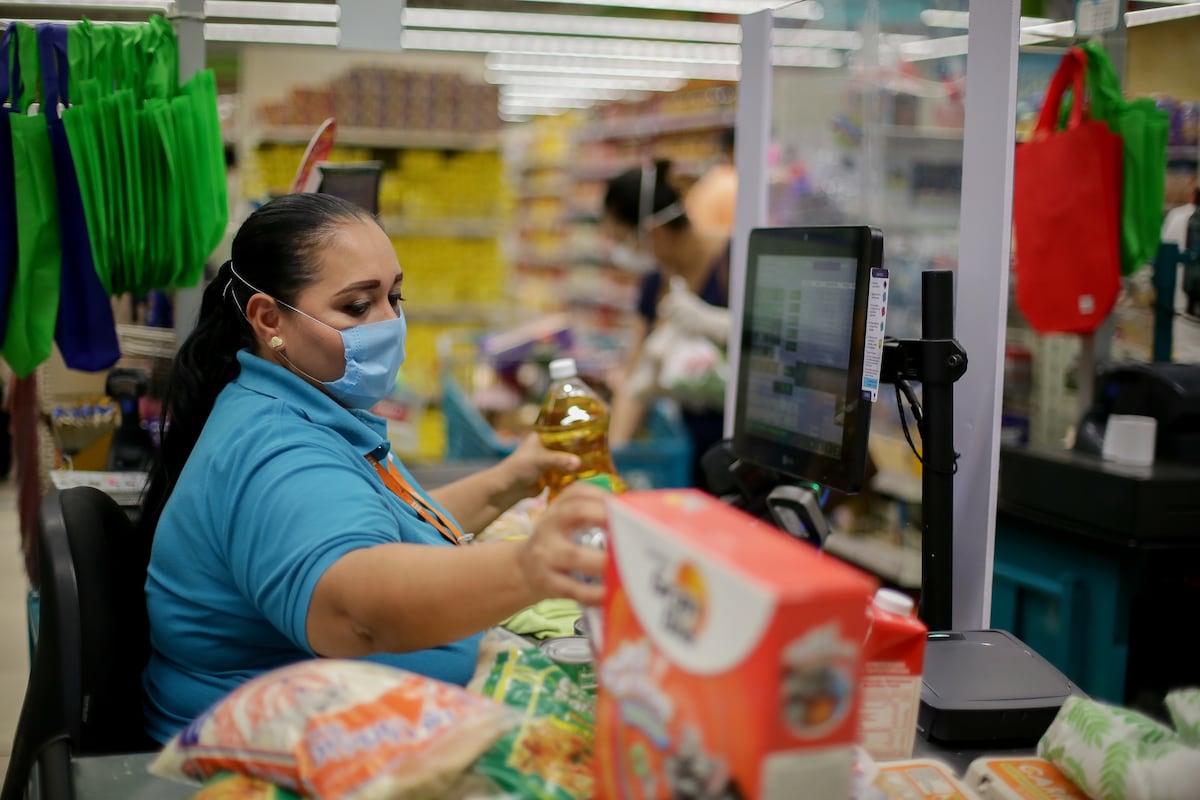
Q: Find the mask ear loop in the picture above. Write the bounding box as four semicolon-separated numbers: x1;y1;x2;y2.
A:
638;161;657;236
227;263;329;388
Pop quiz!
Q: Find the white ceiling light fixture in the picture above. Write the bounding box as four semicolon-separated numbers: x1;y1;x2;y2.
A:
205;21;337;45
8;0;170;9
772;46;842;67
402;28;739;65
486;53;738;81
509;0;822;19
501;96;597;109
205;1;338;23
503;87;629;102
487;73;684;92
1127;2;1200;25
919;10;1053;29
403;7;737;44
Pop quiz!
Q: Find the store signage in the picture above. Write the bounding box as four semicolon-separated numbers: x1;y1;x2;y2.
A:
1075;0;1121;36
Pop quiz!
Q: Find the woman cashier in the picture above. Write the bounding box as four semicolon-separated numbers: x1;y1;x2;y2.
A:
140;194;607;743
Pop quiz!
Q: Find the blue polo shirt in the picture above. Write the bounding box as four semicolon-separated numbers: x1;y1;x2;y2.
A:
142;350;480;744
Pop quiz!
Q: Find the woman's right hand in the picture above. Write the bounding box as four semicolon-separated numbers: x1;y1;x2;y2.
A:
517;483;609;606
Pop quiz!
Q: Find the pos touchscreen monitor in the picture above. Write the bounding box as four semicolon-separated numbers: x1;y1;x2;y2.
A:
732;226;884;493
317;161;384;216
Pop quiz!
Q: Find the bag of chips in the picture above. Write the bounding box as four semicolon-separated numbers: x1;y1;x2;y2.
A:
191;772;304;799
472;648;595;800
151;659;518;800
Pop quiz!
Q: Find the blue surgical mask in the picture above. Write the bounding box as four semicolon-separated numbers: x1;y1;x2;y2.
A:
230;265;407;409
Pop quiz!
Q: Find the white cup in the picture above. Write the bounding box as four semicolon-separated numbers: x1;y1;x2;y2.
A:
1102;414;1157;467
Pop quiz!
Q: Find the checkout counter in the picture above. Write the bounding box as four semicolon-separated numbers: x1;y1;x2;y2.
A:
992;363;1200;715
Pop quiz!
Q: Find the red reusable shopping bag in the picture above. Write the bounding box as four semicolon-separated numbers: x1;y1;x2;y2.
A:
1013;47;1122;334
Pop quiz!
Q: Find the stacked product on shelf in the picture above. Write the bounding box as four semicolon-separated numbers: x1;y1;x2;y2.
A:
257;66;500;134
509;114;581;314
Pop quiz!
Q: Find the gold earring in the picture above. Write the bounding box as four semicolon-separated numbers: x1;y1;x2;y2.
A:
270;336;284;350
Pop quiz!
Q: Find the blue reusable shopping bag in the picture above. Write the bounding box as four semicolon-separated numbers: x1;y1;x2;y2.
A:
39;23;119;372
0;27;20;347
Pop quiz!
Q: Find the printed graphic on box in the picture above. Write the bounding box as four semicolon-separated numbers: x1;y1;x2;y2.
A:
594;490;877;800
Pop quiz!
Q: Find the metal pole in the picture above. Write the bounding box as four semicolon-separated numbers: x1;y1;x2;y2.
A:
920;270;956;632
952;0;1020;630
725;9;773;438
1078;5;1128;415
172;0;205;347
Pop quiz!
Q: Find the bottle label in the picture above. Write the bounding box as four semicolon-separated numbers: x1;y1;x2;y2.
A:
859;668;922;761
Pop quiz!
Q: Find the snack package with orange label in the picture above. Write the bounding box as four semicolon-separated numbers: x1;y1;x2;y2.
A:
868;759;981;800
964;757;1090;800
594;490;878;800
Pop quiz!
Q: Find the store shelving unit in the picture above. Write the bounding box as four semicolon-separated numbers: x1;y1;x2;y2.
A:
506;83;738;375
252;125;501;151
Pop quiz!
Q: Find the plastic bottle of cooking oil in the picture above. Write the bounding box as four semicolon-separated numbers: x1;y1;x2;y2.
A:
534;358;626;500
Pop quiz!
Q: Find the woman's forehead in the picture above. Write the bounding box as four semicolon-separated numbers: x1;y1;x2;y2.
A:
313;220;400;281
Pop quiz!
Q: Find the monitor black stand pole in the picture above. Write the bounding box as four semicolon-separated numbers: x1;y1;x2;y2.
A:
882;271;1081;747
879;270;967;630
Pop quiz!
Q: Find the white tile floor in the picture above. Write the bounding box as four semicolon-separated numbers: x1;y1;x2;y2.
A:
0;480;30;781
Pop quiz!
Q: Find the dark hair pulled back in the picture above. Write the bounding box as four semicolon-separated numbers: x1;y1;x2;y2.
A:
603;159;689;231
139;193;374;539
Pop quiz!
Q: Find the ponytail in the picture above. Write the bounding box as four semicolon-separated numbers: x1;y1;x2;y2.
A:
139;261;254;539
139;193;375;541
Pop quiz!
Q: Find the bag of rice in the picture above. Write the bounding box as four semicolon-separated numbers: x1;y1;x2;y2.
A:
472;648;595;800
151;659;517;800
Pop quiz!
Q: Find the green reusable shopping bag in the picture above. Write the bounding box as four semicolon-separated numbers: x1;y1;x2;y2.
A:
66;18;92;105
172;69;229;288
1080;42;1170;276
128;17;181;292
115;88;144;293
2;27;62;378
62;82;112;292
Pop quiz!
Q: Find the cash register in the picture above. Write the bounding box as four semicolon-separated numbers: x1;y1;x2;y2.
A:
713;226;1081;746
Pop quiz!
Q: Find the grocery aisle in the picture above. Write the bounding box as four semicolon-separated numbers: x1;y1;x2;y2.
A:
0;479;28;780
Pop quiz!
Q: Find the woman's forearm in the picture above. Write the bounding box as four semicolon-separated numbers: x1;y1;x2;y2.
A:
307;540;536;657
428;463;521;535
609;390;647;448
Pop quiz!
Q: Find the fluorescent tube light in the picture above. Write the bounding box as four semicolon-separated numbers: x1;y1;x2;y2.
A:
920;10;1054;28
403;7;737;44
10;0;170;9
1127;2;1200;25
205;1;338;23
205;22;338;45
402;29;739;65
509;0;821;19
486;53;737;81
487;73;684;92
502;87;628;102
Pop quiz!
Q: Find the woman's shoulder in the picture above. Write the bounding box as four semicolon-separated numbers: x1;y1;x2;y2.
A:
204;383;350;465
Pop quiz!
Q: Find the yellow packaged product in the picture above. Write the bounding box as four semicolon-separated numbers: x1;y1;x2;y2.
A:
871;758;981;800
964;757;1090;800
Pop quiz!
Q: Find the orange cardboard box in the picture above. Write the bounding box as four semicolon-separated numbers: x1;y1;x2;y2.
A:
594;490;878;799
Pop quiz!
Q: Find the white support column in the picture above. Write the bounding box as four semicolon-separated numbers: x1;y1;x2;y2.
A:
952;0;1021;630
725;9;774;437
172;0;206;347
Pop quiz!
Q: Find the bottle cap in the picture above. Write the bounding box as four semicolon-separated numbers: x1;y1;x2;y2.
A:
874;588;915;617
548;357;578;380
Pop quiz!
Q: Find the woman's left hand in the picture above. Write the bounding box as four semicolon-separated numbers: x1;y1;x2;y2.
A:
502;434;581;499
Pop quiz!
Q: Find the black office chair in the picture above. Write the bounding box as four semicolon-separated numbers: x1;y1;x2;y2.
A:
1;488;157;800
